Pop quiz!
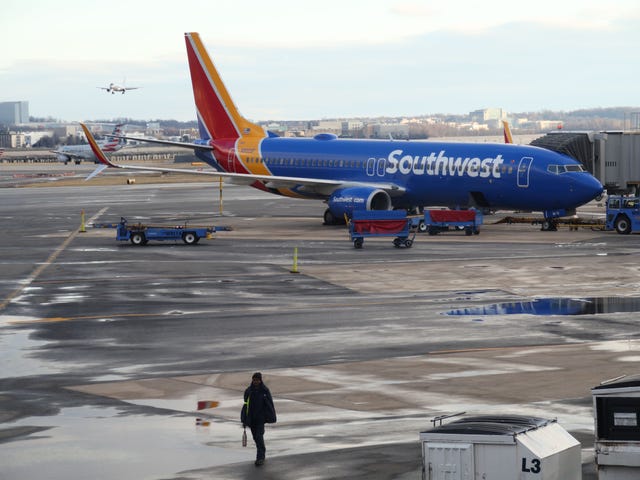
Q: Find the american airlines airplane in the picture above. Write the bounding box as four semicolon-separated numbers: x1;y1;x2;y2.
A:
52;124;126;164
83;32;603;229
97;83;140;94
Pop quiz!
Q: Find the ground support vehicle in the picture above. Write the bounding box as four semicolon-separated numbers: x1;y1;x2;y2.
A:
348;210;416;249
420;209;483;236
606;195;640;234
94;217;232;245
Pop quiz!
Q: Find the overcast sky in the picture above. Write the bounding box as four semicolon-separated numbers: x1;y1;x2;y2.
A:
2;0;639;122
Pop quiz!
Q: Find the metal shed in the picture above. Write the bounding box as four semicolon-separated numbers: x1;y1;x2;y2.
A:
592;374;640;479
419;415;581;480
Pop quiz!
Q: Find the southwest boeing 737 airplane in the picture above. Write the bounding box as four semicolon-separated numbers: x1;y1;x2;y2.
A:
84;32;603;229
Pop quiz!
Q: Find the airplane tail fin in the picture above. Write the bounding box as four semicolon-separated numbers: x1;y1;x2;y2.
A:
502;120;513;144
184;32;264;141
80;123;119;171
102;123;126;150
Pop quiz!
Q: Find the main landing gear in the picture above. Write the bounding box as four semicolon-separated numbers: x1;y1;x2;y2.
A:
540;219;558;231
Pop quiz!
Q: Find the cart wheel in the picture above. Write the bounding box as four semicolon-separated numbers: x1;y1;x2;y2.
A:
404;239;413;248
130;232;146;246
354;238;363;249
182;232;198;245
418;221;427;233
393;238;401;248
428;226;438;235
465;227;473;236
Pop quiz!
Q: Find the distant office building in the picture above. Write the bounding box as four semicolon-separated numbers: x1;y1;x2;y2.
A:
368;123;410;139
0;101;29;125
0;132;27;148
470;108;504;122
146;122;161;136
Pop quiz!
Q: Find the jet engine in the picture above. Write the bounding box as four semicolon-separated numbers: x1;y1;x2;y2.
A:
325;186;392;224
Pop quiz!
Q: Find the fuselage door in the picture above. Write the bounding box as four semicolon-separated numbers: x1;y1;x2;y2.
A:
366;157;376;177
517;157;533;188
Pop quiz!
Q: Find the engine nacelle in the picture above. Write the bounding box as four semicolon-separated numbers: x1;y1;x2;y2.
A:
327;186;392;219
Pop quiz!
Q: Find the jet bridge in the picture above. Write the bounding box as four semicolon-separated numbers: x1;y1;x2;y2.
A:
531;132;595;174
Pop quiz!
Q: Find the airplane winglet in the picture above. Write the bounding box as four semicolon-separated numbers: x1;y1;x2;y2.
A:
80;123;119;168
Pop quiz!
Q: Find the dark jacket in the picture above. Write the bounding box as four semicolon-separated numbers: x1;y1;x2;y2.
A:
241;383;276;427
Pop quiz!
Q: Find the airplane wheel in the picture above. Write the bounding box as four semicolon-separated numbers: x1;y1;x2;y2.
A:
182;232;198;244
541;220;557;231
130;233;146;245
615;216;632;234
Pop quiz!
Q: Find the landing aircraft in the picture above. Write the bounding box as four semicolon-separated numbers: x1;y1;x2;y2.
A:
86;32;603;228
53;124;126;164
98;83;139;94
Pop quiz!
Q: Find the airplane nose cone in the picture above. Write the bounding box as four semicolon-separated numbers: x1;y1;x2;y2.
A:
574;174;604;205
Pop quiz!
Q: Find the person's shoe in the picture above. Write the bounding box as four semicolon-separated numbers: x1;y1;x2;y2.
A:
254;459;265;466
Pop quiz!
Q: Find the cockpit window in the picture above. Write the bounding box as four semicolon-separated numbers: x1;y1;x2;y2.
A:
547;164;585;174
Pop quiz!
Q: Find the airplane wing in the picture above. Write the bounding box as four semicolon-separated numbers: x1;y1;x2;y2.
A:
97;87;110;90
104;134;212;151
80;123;405;196
124;87;140;91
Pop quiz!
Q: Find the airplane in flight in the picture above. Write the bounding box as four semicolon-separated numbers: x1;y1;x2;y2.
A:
53;124;126;164
84;32;603;230
98;83;140;94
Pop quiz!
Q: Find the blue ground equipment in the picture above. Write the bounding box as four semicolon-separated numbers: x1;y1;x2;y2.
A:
606;195;640;234
95;217;232;245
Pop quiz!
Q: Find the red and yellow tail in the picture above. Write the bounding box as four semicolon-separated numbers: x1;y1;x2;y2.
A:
502;120;513;144
185;32;263;142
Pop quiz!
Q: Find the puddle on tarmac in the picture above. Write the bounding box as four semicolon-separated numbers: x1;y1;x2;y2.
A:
0;405;251;480
445;297;640;316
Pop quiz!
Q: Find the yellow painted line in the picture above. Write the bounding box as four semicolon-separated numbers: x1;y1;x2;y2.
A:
0;208;109;312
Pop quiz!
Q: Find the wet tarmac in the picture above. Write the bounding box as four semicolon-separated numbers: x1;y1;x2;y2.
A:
1;165;637;479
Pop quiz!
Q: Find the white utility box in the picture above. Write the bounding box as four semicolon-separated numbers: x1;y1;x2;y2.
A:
419;415;581;480
593;375;640;480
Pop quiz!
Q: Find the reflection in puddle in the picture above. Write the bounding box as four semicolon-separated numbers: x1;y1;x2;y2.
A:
446;297;640;316
0;406;250;480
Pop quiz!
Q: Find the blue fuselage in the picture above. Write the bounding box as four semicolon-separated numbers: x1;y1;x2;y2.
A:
198;135;603;213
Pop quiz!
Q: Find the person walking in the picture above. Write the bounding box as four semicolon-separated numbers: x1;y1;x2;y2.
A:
241;372;276;466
